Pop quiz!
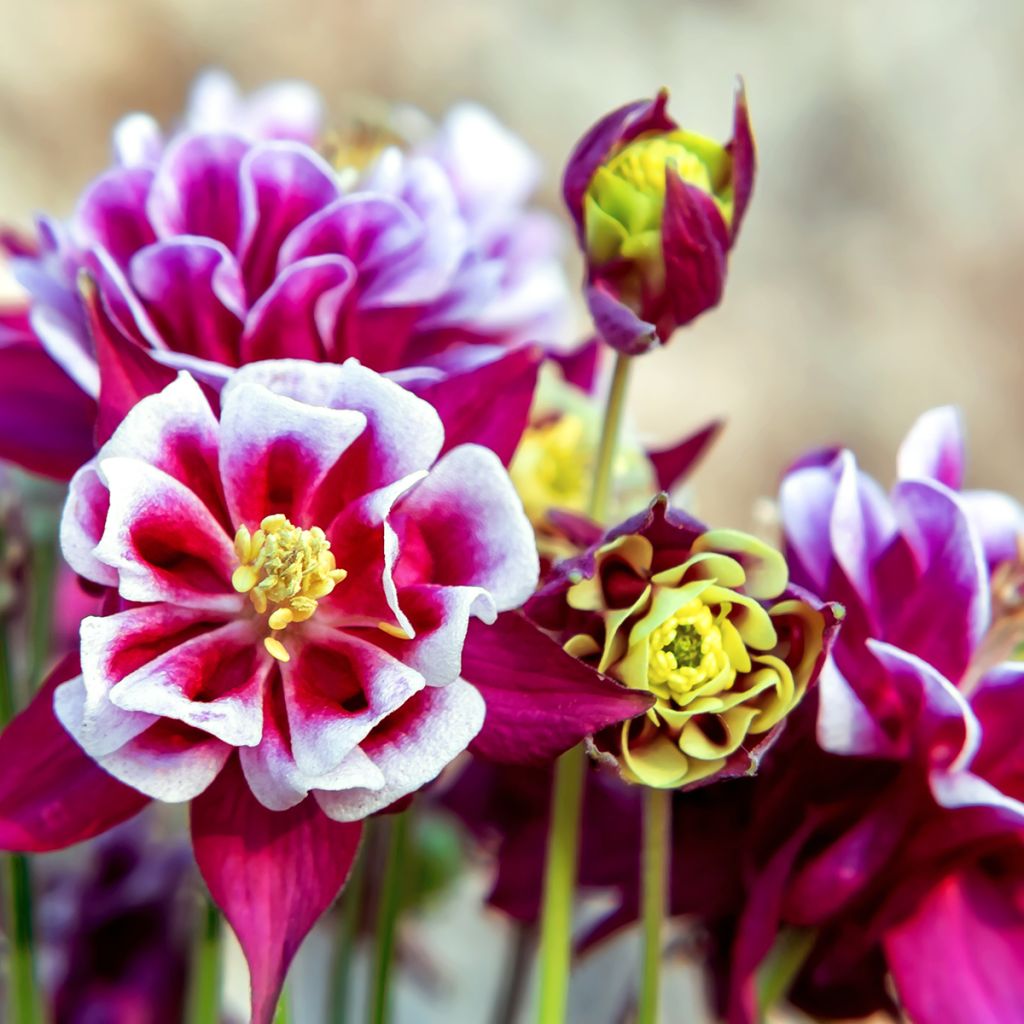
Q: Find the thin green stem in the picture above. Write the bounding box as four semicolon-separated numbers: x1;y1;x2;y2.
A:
28;531;57;694
186;896;222;1024
755;927;816;1021
535;744;586;1023
1;620;43;1024
535;351;634;1024
329;843;367;1023
369;812;410;1024
637;787;670;1024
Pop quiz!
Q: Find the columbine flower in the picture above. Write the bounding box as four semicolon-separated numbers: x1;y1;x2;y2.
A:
0;74;570;479
529;496;836;788
0;358;653;1022
0;359;541;1022
715;407;1024;1024
562;85;755;353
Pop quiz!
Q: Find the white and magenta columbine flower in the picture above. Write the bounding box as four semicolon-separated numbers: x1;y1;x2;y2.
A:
0;358;651;1022
0;73;571;479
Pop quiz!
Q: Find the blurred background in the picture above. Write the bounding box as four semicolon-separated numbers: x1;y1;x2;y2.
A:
1;2;1019;1020
2;0;1023;526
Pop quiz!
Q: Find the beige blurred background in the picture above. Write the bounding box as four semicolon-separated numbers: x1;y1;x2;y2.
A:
2;0;1023;524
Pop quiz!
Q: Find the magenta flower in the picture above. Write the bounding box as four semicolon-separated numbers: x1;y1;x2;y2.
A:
0;358;652;1022
562;86;755;353
0;76;570;479
719;407;1024;1024
0;359;541;1022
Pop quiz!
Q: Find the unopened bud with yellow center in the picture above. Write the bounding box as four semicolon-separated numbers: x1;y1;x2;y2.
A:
231;513;347;663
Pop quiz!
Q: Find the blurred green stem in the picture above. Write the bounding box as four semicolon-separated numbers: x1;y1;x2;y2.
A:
369;812;410;1024
756;927;817;1021
272;984;292;1024
28;530;57;694
536;352;633;1024
186;896;222;1024
637;787;670;1024
1;621;44;1024
330;842;367;1023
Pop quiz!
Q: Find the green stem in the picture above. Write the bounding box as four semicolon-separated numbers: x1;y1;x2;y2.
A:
28;530;57;694
329;843;366;1023
0;622;43;1024
637;787;670;1024
587;353;633;522
755;927;816;1021
186;897;222;1024
535;351;633;1024
369;812;409;1024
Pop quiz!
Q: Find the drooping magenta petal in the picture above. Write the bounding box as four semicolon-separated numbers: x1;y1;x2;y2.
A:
0;330;97;479
885;862;1024;1024
463;613;654;764
217;381;367;526
585;282;659;355
395;444;539;609
648;419;723;492
406;344;542;465
896;406;965;490
191;755;362;1024
0;657;150;852
889;479;989;683
315;680;484;822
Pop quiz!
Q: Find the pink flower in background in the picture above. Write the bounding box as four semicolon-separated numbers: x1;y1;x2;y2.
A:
0;73;571;479
719;407;1024;1024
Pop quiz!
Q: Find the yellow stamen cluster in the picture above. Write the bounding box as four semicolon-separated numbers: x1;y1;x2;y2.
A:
231;514;347;663
647;598;734;702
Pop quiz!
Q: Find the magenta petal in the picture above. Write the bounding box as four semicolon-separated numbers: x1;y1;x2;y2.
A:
190;755;362;1024
896;406;965;489
406;344;542;465
463;613;654;764
585;282;659;355
885;861;1024;1024
129;239;245;364
660;171;728;329
648;418;723;492
0;331;97;479
889;479;989;683
73;166;157;266
239;255;354;363
0;656;150;852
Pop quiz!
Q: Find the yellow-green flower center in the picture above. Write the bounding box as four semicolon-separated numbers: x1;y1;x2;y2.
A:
231;513;347;663
647;598;736;702
584;129;734;270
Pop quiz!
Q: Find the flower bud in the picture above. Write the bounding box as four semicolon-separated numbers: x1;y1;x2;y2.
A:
563;84;755;354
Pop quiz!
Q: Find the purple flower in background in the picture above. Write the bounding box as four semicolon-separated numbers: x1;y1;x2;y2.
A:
720;407;1024;1024
0;73;571;479
40;817;192;1024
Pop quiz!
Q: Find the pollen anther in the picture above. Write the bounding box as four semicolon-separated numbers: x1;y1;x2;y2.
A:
233;514;347;659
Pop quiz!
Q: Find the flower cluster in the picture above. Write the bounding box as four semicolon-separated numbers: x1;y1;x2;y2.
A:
1;68;1021;1024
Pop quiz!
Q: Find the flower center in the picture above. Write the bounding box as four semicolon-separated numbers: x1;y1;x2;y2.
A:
231;514;347;663
647;597;735;702
605;134;713;201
